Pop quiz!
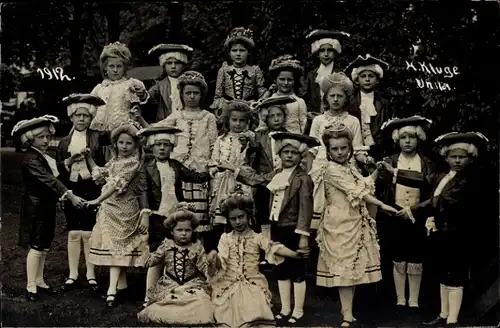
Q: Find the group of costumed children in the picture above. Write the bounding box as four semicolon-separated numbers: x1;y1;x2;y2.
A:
11;27;488;328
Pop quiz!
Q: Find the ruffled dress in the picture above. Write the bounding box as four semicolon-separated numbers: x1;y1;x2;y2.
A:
210;230;284;327
88;151;148;267
90;77;149;132
137;239;215;325
308;111;368;229
316;161;381;287
209;131;253;225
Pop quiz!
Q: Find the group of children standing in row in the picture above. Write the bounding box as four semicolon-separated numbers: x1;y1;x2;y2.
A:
11;27;488;327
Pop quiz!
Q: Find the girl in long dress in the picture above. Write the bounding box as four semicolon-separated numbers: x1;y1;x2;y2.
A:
85;122;149;307
90;42;149;161
137;204;215;325
317;121;397;327
157;71;218;245
206;186;307;328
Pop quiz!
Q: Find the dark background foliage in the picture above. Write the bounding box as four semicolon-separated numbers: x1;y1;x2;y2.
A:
1;1;499;322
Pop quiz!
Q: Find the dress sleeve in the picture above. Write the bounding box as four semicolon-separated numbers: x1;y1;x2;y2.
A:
23;154;68;197
145;238;169;267
194;243;210;278
256;233;285;265
159;111;178;127
210;66;226;110
324;164;372;209
206;113;218;157
209;136;221;167
254;65;267;98
298;98;308;134
309;116;321;157
350;118;368;155
208;233;230;280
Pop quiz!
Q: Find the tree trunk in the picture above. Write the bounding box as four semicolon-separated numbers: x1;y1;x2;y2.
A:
168;1;184;42
103;4;121;42
231;1;249;28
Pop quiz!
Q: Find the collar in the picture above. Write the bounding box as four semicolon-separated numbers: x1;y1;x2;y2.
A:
317;61;334;75
72;129;87;137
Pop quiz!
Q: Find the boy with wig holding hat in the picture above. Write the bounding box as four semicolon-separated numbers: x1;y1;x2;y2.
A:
345;54;392;164
376;115;436;316
12;115;86;301
303;29;351;115
141;44;194;124
219;131;319;326
56;94;108;293
136;123;214;307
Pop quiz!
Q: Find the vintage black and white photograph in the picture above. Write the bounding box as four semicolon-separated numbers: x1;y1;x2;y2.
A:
1;1;499;327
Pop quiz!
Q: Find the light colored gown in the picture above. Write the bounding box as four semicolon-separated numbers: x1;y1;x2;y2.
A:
308;110;368;229
210;230;285;328
316;161;382;287
88;151;148;267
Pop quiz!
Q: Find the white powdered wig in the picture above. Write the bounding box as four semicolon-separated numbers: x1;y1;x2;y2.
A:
351;64;384;82
67;103;97;118
159;52;189;67
275;139;309;157
439;142;478;157
392;125;426;143
311;38;342;54
146;133;178;148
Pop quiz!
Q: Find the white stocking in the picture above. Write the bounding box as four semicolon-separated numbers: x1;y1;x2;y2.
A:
277;280;291;315
338;286;355;323
117;269;127;290
26;249;42;293
67;230;82;280
407;263;423;307
36;250;49;288
393;261;407;306
439;284;450;319
108;266;121;295
81;231;96;280
291;281;306;319
447;286;463;324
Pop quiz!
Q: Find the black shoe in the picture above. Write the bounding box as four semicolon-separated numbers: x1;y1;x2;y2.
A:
446;323;458;327
26;291;38;301
86;278;99;292
274;312;290;326
37;285;58;295
396;304;406;314
423;316;447;327
288;315;305;326
106;294;117;308
61;278;78;292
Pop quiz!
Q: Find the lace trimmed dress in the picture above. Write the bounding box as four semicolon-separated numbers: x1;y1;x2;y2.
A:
209;131;253;225
210;230;285;328
88;152;148;267
210;62;266;117
316;161;381;287
90;78;148;132
137;239;215;325
160;110;218;232
308;111;368;229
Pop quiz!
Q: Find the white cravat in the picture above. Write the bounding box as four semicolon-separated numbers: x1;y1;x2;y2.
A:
67;129;91;181
267;165;296;222
315;61;334;97
156;161;179;216
168;76;182;114
359;91;377;147
33;147;60;178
